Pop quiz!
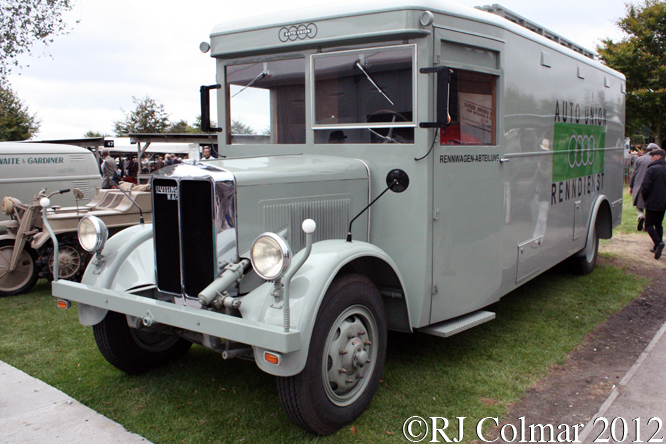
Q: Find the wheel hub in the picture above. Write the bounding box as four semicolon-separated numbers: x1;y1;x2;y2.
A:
325;312;375;400
49;245;82;280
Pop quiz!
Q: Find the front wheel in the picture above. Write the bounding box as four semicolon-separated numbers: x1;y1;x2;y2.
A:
277;274;387;435
0;240;39;296
93;310;192;374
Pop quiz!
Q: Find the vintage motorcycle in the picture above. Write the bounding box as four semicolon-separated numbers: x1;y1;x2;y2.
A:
0;184;152;296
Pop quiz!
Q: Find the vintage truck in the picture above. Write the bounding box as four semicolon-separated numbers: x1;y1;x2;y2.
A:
51;0;625;435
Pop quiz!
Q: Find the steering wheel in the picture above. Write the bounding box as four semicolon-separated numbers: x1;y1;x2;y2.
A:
366;109;409;143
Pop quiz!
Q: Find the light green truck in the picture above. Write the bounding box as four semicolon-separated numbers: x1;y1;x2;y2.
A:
51;1;625;435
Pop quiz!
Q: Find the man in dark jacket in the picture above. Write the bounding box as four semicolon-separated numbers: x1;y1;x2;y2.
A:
641;148;666;259
630;143;658;230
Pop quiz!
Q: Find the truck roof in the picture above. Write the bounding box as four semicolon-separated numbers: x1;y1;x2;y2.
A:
209;0;623;79
0;142;94;155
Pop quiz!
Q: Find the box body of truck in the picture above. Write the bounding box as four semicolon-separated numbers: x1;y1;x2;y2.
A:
52;0;625;435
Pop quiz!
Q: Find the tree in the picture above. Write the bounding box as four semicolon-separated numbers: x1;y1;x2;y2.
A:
166;119;199;134
0;84;40;141
83;130;108;138
597;0;666;146
113;96;170;136
231;119;254;134
0;0;75;80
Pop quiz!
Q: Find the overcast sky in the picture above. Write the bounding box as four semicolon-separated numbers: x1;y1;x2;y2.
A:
7;0;628;140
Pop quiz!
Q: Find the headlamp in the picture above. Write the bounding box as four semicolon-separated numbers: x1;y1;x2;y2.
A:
250;232;291;281
78;215;109;254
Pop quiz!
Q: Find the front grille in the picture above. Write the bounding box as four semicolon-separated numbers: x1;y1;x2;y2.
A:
153;178;182;294
152;164;237;301
179;180;215;297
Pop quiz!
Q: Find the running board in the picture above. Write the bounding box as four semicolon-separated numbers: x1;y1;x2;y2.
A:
417;310;496;338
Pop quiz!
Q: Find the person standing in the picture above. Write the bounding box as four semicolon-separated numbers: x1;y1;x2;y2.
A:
100;149;118;189
630;143;658;230
641;148;666;259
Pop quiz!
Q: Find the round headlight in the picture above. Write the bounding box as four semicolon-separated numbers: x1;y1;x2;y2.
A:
78;215;108;253
250;233;291;281
1;197;14;216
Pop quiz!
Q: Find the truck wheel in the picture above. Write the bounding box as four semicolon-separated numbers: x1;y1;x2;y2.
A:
569;225;598;275
93;310;192;374
276;274;387;435
0;240;39;296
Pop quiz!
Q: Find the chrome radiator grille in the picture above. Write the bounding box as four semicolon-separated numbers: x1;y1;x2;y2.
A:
152;164;237;301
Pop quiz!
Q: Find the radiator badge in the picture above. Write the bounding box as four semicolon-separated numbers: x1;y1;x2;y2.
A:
155;185;178;201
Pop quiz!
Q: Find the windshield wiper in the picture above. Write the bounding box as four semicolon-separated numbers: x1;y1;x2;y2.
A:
231;71;268;98
356;62;395;106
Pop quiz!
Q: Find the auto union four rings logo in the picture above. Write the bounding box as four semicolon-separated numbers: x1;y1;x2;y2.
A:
567;134;596;169
278;23;317;42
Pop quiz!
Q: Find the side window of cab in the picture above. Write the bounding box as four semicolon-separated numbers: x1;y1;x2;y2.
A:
441;69;497;146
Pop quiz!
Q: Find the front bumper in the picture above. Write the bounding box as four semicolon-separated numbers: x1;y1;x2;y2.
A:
53;280;301;353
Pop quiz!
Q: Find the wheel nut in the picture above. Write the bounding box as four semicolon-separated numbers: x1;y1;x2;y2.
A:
345;378;354;384
356;373;364;379
338;368;347;374
339;349;348;355
364;340;372;346
358;329;366;335
347;332;356;339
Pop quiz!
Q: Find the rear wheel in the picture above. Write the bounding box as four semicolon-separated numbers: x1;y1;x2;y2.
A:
93;310;192;374
277;274;387;435
0;240;39;296
569;224;599;275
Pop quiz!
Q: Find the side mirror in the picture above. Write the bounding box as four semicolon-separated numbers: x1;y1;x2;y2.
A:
72;188;85;200
419;66;454;129
346;169;410;242
200;84;222;133
386;169;409;193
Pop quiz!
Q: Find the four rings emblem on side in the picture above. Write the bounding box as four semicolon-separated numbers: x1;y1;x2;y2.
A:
567;134;596;169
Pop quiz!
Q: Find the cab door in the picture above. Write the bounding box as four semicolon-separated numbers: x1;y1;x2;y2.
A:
429;34;505;324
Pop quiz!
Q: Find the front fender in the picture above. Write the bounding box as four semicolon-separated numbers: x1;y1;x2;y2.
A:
240;239;406;377
77;223;154;325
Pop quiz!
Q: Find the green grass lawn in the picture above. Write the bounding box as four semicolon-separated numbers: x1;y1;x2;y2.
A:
616;185;638;235
0;258;646;443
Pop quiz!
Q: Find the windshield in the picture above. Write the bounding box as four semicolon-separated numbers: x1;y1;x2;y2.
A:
226;58;305;144
312;44;415;144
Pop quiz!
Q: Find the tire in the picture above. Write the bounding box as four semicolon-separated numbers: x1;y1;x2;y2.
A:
276;274;387;435
38;237;89;282
0;239;39;296
93;310;192;374
569;224;599;275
